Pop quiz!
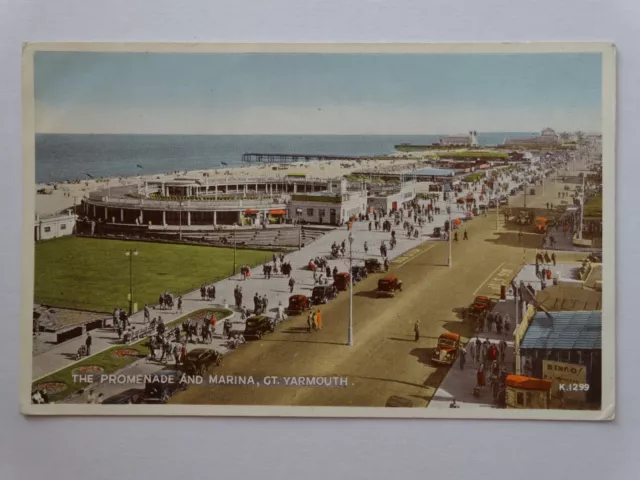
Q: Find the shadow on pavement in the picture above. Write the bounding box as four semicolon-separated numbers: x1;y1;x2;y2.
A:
354;291;380;299
483;231;544;249
259;338;346;347
349;375;429;390
409;347;434;366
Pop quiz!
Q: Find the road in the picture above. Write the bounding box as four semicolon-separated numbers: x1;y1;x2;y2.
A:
170;173;578;407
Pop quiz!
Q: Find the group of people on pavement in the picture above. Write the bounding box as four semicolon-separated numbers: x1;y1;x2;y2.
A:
306;309;324;332
466;336;510;407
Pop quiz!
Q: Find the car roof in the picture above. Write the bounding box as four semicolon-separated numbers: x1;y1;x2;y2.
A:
290;294;307;300
381;275;397;281
475;295;490;301
439;332;460;342
336;272;349;276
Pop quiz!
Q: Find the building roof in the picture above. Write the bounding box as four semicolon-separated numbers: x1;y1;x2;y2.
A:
536;285;602;311
413;168;457;177
520;311;602;350
506;375;552;391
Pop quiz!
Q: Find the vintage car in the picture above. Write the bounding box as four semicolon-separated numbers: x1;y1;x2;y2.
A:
432;226;442;238
287;294;310;315
534;217;548;234
431;332;461;365
102;388;144;405
142;370;188;404
351;265;368;283
311;285;337;305
334;272;351;291
244;315;274;339
364;258;383;273
465;295;495;321
183;347;223;375
377;275;403;297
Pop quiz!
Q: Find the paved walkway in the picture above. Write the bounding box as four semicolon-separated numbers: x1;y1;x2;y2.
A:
31;166;528;382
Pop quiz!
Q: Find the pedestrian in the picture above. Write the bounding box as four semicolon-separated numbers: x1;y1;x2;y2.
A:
86;389;97;404
477;367;486;391
316;309;323;330
177;296;183;313
551;252;556;266
414;320;420;342
364;241;368;254
468;341;477;368
85;332;92;356
307;310;314;333
313;270;318;284
499;339;507;364
289;277;295;293
459;346;466;370
463;230;468;240
454;231;458;241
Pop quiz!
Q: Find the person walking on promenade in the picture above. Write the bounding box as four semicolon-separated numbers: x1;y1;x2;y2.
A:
414;320;420;342
307;310;314;333
459;346;466;370
369;221;372;231
477;367;486;391
463;230;468;240
289;277;295;293
499;339;507;365
468;340;477;368
551;252;556;266
85;332;92;356
453;231;458;242
316;309;323;330
177;296;183;314
364;241;369;254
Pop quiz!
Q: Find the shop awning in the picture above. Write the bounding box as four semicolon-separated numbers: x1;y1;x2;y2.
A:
244;209;259;215
270;209;286;215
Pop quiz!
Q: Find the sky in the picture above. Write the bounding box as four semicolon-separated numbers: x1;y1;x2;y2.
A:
34;51;603;135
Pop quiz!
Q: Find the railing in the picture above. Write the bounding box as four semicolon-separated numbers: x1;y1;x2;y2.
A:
83;196;288;209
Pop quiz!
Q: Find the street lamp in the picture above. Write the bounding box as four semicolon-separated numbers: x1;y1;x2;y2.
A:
125;248;139;315
447;197;452;268
233;223;238;276
348;232;354;347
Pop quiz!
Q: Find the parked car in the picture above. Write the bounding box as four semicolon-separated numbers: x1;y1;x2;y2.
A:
287;294;310;315
351;265;368;283
142;370;188;404
311;285;337;305
431;332;461;365
334;272;351;291
364;258;384;273
464;295;495;322
183;347;223;375
102;388;144;405
377;275;403;298
244;315;274;339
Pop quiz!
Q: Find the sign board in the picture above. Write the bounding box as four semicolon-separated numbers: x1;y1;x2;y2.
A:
542;360;588;404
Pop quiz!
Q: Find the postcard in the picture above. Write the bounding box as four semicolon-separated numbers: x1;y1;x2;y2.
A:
21;42;615;419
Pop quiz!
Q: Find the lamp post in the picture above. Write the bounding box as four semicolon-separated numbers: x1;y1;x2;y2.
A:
125;248;139;315
233;223;237;276
179;201;183;241
447;197;452;268
348;232;354;347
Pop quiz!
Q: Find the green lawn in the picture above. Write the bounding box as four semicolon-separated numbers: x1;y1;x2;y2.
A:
35;237;273;312
583;193;603;218
32;308;232;403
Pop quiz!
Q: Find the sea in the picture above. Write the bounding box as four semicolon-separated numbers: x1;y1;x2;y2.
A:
35;133;536;184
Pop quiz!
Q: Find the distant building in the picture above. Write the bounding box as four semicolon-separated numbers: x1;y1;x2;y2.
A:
287;179;368;226
439;130;478;147
503;128;561;147
34;211;77;241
